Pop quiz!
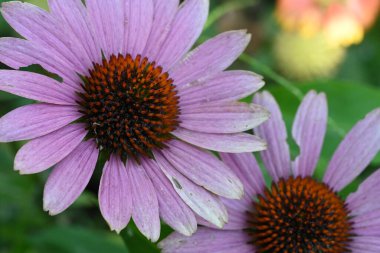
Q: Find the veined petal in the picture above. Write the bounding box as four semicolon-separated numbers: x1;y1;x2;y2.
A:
0;104;81;142
350;236;380;252
180;102;269;134
324;109;380;191
161;140;243;199
154;151;228;228
99;155;132;233
178;71;264;107
156;0;209;69
14;124;87;174
173;127;267;153
142;158;197;236
292;91;328;177
0;70;76;105
129;158;160;242
43;140;98;215
253;91;291;182
170;30;251;87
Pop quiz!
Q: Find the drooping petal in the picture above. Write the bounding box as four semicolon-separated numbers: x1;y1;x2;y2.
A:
154;151;228;228
159;228;255;253
253;91;291;182
323;109;380;191
0;70;76;105
180;102;269;134
14;124;87;174
48;0;101;63
292;91;328;177
178;71;264;107
123;0;154;57
99;155;132;233
350;236;380;253
142;158;197;236
143;0;179;60
173;128;267;153
156;0;209;69
351;209;380;237
0;38;79;87
170;30;251;87
0;104;81;142
128;158;160;242
161;140;243;199
347;170;380;216
1;1;90;75
43;140;98;215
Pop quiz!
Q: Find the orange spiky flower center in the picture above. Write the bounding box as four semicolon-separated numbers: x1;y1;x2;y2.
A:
249;176;353;253
78;54;180;161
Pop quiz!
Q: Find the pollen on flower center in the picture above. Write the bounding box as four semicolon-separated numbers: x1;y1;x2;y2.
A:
249;176;353;253
78;54;180;161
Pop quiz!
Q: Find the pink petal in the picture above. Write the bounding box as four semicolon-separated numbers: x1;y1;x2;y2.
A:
14;124;87;174
159;228;254;253
350;236;380;252
170;30;251;87
123;0;154;57
128;158;160;242
99;155;132;233
323;109;380;191
142;158;197;236
161;140;243;199
156;0;209;69
292;91;328;177
43;140;98;215
1;1;89;75
0;70;76;105
0;104;81;142
178;71;264;107
351;209;380;237
180;102;269;134
143;0;179;60
48;0;101;63
173;127;266;153
253;91;291;182
154;151;228;228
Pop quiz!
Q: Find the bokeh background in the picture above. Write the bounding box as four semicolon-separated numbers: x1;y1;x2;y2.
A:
1;0;379;252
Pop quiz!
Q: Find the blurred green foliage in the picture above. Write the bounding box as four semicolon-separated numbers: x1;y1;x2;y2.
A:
0;0;379;252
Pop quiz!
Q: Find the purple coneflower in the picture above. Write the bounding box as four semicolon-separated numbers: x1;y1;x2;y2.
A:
0;0;269;240
160;90;380;252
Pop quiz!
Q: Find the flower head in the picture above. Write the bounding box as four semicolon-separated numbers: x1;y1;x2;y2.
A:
160;91;380;252
0;0;269;240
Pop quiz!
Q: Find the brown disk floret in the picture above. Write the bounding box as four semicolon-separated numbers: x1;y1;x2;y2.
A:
78;54;180;161
249;176;353;253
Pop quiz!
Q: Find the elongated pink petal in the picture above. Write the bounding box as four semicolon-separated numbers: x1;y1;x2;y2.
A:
144;0;179;60
351;209;380;237
129;158;160;242
154;151;228;228
253;91;291;182
178;71;264;107
123;0;154;57
0;38;79;87
171;30;251;87
0;104;81;142
159;228;254;253
173;127;267;153
48;0;101;63
142;158;197;236
43;140;98;215
99;155;132;233
161;140;243;199
350;236;380;253
324;109;380;191
14;124;87;174
180;102;269;134
156;0;209;69
1;1;89;75
292;91;328;177
0;70;76;105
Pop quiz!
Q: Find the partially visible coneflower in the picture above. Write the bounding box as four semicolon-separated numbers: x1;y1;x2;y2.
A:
0;0;269;241
160;91;380;252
